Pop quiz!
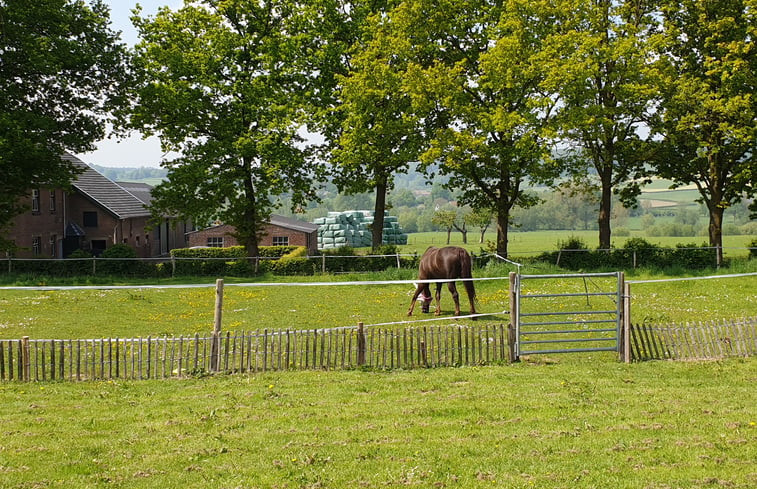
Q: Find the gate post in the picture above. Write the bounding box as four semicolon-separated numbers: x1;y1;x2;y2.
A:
508;272;519;362
622;280;631;363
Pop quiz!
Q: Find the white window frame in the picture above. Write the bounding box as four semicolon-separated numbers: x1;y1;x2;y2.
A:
31;189;40;213
32;236;41;255
207;237;224;247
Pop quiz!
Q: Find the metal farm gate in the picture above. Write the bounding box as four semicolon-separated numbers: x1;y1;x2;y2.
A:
512;272;624;359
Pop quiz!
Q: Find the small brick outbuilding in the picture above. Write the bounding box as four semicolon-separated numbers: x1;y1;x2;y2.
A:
186;215;319;255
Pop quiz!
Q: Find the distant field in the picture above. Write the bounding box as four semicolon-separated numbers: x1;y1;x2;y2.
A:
401;231;755;258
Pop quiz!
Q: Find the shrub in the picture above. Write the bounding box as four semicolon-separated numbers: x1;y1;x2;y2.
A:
669;242;716;269
749;238;757;259
266;257;318;275
99;244;138;275
741;222;757;235
171;246;247;276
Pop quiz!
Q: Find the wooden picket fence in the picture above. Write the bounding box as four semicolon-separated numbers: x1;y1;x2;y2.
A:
628;317;757;361
0;323;512;382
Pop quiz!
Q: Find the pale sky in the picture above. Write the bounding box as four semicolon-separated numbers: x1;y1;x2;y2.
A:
75;1;182;168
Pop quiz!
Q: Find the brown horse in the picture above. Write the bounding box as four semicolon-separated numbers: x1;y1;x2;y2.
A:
407;246;477;318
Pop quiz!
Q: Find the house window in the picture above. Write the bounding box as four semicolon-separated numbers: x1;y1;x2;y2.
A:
49;191;56;213
49;235;57;258
272;236;289;246
31;189;40;213
207;237;224;247
83;211;98;227
32;236;41;256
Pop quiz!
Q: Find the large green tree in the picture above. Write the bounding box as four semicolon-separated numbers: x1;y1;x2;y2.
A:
652;0;756;266
130;0;322;256
385;0;565;257
331;9;423;250
544;0;661;250
0;0;128;244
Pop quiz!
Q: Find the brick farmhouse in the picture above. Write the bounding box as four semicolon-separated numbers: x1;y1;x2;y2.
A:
5;154;189;258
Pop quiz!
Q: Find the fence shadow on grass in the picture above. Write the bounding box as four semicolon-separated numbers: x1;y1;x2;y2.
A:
629;317;757;361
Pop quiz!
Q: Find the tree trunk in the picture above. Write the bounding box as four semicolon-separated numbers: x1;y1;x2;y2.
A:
372;179;387;251
445;229;451;244
242;158;260;258
454;223;468;244
707;203;724;267
495;210;509;257
598;169;612;250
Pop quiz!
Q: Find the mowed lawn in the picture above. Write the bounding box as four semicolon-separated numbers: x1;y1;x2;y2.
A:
0;358;755;489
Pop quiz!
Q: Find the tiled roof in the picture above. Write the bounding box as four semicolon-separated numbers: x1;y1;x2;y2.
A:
269;214;319;233
116;182;154;205
186;215;318;235
62;154;150;219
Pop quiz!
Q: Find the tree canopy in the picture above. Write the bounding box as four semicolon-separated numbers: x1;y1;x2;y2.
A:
652;0;757;265
130;0;322;256
543;0;662;250
364;0;567;257
0;0;128;244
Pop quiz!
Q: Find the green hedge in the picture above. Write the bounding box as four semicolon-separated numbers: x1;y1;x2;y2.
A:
170;245;304;276
537;237;718;270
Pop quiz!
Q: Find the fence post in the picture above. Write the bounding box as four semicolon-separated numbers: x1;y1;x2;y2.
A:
508;272;519;362
396;253;401;269
211;278;224;372
92;256;96;275
357;322;365;366
322;254;326;274
21;336;30;381
622;281;631;363
507;324;517;363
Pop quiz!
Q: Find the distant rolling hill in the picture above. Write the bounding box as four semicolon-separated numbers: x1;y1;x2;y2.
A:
90;164;167;185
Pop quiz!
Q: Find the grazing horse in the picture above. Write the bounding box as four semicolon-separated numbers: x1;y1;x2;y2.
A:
407;246;477;318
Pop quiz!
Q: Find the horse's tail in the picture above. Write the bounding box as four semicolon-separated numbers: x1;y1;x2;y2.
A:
459;248;476;302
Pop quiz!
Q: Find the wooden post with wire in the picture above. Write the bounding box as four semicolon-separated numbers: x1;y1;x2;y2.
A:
211;278;224;372
21;336;30;381
357;322;366;366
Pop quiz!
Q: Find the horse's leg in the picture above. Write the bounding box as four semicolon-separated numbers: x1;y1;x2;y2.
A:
467;285;477;319
421;283;432;313
434;283;442;316
447;282;461;316
407;283;426;316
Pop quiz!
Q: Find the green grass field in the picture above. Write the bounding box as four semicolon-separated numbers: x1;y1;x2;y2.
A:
1;241;756;488
1;264;756;340
400;231;755;258
0;359;754;488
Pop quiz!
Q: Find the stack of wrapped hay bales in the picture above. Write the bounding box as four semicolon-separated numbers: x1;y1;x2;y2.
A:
313;210;408;250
